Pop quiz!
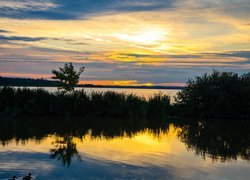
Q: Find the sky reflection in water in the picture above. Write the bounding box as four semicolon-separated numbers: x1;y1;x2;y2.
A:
0;118;249;179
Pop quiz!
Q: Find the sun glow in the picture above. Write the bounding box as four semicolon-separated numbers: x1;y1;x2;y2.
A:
114;29;167;44
79;80;153;86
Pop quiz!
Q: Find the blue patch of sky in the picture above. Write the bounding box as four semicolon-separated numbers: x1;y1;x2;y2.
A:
0;0;175;20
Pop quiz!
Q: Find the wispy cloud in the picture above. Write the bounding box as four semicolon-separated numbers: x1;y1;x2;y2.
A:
0;35;46;42
0;0;249;85
0;29;11;33
109;51;250;64
0;0;57;10
0;0;249;23
0;0;174;20
1;45;249;85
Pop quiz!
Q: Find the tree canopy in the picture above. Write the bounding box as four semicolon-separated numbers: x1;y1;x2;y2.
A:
52;63;85;91
175;70;250;119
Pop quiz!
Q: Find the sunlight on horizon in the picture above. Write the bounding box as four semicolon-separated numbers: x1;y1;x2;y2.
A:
0;0;249;85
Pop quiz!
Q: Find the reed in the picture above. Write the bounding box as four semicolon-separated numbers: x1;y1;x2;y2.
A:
0;87;171;118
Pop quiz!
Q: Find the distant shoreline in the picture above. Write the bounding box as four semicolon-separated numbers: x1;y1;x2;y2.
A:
78;85;184;90
0;76;184;90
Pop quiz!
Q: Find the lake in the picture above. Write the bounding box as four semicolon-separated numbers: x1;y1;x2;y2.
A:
0;117;249;179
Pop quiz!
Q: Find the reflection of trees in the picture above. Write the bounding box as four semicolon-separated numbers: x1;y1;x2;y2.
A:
0;117;168;167
1;117;249;164
176;120;250;162
50;135;82;167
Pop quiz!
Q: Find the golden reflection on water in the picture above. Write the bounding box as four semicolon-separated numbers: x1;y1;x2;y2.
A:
1;122;250;179
75;125;183;165
0;125;183;166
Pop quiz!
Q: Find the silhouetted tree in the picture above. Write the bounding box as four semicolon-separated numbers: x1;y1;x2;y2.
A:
52;63;85;91
175;70;250;119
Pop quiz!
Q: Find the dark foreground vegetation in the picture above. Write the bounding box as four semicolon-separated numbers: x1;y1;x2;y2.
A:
0;87;170;118
0;70;249;119
176;71;250;119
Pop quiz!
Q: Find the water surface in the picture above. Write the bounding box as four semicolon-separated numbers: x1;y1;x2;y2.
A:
0;118;249;179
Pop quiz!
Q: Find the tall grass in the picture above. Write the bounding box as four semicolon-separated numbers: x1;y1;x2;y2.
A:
0;87;171;118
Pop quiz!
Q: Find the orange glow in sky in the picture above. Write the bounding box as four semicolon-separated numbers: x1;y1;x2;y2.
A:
0;0;249;85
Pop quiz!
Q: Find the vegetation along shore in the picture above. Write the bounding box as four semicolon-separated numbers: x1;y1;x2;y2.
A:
0;70;249;120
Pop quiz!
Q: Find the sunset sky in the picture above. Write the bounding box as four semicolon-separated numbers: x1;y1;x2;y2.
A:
0;0;249;86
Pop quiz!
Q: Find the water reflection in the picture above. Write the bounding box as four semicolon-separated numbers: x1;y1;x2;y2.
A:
0;117;249;165
0;117;169;167
0;117;249;179
50;135;82;167
176;119;250;162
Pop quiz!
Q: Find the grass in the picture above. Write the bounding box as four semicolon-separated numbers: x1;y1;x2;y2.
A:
0;87;171;118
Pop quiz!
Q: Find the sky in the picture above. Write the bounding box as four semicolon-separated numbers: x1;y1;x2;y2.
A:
0;0;249;86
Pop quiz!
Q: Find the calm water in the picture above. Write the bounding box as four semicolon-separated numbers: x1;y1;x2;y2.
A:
0;117;249;179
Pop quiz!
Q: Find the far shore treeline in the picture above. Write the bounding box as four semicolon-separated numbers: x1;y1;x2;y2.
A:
0;77;183;90
0;70;249;120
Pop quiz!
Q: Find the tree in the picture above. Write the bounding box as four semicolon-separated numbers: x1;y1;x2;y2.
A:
175;70;250;119
52;63;85;91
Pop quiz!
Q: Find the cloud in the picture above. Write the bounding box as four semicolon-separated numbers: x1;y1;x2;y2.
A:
0;35;90;49
174;0;250;23
207;51;250;59
0;0;174;20
1;51;249;85
0;0;57;11
50;38;89;46
0;29;11;33
111;51;250;64
0;0;249;29
0;35;46;42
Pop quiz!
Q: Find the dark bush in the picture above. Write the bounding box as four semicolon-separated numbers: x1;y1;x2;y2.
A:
175;71;250;119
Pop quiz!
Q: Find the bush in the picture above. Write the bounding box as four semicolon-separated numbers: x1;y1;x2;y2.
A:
175;71;250;119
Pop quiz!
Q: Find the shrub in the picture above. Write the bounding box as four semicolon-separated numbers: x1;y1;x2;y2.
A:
175;70;250;119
